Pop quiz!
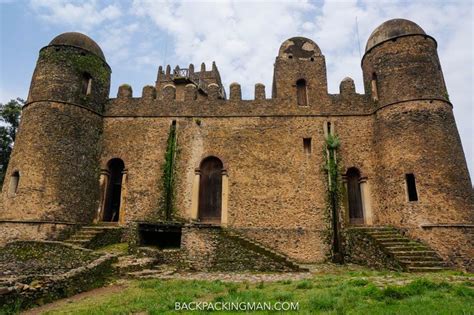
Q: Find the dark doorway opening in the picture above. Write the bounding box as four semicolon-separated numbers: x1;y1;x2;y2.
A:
138;224;182;249
103;158;125;222
198;156;223;223
346;167;364;224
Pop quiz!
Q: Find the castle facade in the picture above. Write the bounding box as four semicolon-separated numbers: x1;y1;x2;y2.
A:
1;19;472;270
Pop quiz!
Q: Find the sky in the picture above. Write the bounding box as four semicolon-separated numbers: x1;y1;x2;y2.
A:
0;0;473;176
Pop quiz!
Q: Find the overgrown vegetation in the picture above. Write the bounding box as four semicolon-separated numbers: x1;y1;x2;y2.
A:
0;98;23;186
40;47;109;86
16;269;473;314
160;122;178;220
323;133;343;262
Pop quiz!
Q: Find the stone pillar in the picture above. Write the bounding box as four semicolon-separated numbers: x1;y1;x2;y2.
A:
163;84;176;101
119;170;128;225
254;83;266;100
221;170;229;227
190;169;200;221
142;85;156;100
229;83;241;100
208;83;220;100
185;84;197;101
359;178;373;225
117;84;133;98
95;170;109;223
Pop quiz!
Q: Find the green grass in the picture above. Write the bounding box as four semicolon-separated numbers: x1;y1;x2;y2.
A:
6;268;474;315
95;242;128;254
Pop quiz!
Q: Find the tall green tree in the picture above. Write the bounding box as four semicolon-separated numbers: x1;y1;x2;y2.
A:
0;98;23;186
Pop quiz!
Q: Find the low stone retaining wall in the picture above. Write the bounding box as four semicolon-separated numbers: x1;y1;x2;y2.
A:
0;241;116;311
0;221;79;246
342;228;403;271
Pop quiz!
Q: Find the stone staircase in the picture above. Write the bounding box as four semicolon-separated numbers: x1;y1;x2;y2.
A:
223;229;307;272
63;224;124;250
357;227;447;272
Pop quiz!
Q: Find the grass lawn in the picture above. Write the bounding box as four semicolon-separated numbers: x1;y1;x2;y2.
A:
16;267;473;315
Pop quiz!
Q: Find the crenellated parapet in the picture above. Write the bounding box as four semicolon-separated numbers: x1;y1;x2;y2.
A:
155;61;226;101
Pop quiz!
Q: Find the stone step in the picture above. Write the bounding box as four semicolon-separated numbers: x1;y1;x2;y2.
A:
395;255;443;261
391;250;438;256
68;236;94;241
408;266;446;272
375;237;410;242
386;245;429;251
368;231;400;237
379;241;416;246
81;226;122;230
400;260;445;267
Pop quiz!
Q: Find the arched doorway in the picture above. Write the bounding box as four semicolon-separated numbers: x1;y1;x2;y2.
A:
103;158;125;222
346;167;364;224
198;156;223;223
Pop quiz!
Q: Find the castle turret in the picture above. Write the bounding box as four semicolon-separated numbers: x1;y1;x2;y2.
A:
1;32;110;223
362;19;473;229
272;37;327;104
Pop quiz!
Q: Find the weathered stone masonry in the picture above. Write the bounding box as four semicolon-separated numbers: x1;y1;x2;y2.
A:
1;19;472;270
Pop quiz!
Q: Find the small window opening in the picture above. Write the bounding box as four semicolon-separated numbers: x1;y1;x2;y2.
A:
8;171;20;197
327;122;332;135
303;138;312;154
138;224;182;249
296;79;308;106
82;73;92;96
310;57;314;61
405;173;418;201
288;55;293;59
371;72;378;101
172;120;177;126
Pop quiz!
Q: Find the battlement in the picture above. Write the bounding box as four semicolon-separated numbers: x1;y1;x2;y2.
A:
107;78;371;117
155;62;226;100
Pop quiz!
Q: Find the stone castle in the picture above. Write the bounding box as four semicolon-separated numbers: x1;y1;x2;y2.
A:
1;18;473;271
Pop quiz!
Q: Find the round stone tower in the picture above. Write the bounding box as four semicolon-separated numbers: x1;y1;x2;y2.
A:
1;32;110;223
362;19;473;228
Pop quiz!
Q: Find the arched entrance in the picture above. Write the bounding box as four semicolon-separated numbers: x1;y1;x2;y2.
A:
346;167;364;224
103;158;125;222
198;156;223;223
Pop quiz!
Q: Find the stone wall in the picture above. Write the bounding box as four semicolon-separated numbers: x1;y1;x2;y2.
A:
0;222;78;246
407;226;474;271
180;226;297;271
343;228;403;271
0;241;116;311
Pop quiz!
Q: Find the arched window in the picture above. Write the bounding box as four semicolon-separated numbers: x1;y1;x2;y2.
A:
8;171;20;197
346;167;364;224
103;158;125;222
198;156;223;223
296;79;307;106
371;72;378;101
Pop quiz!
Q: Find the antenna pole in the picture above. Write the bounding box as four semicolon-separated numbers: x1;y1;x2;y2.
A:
356;16;362;59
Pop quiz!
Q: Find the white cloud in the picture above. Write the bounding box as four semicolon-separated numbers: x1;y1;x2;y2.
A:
22;0;474;176
132;0;314;96
29;0;122;30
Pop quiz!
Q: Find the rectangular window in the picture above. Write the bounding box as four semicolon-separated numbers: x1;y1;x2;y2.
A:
303;138;312;154
405;173;418;201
